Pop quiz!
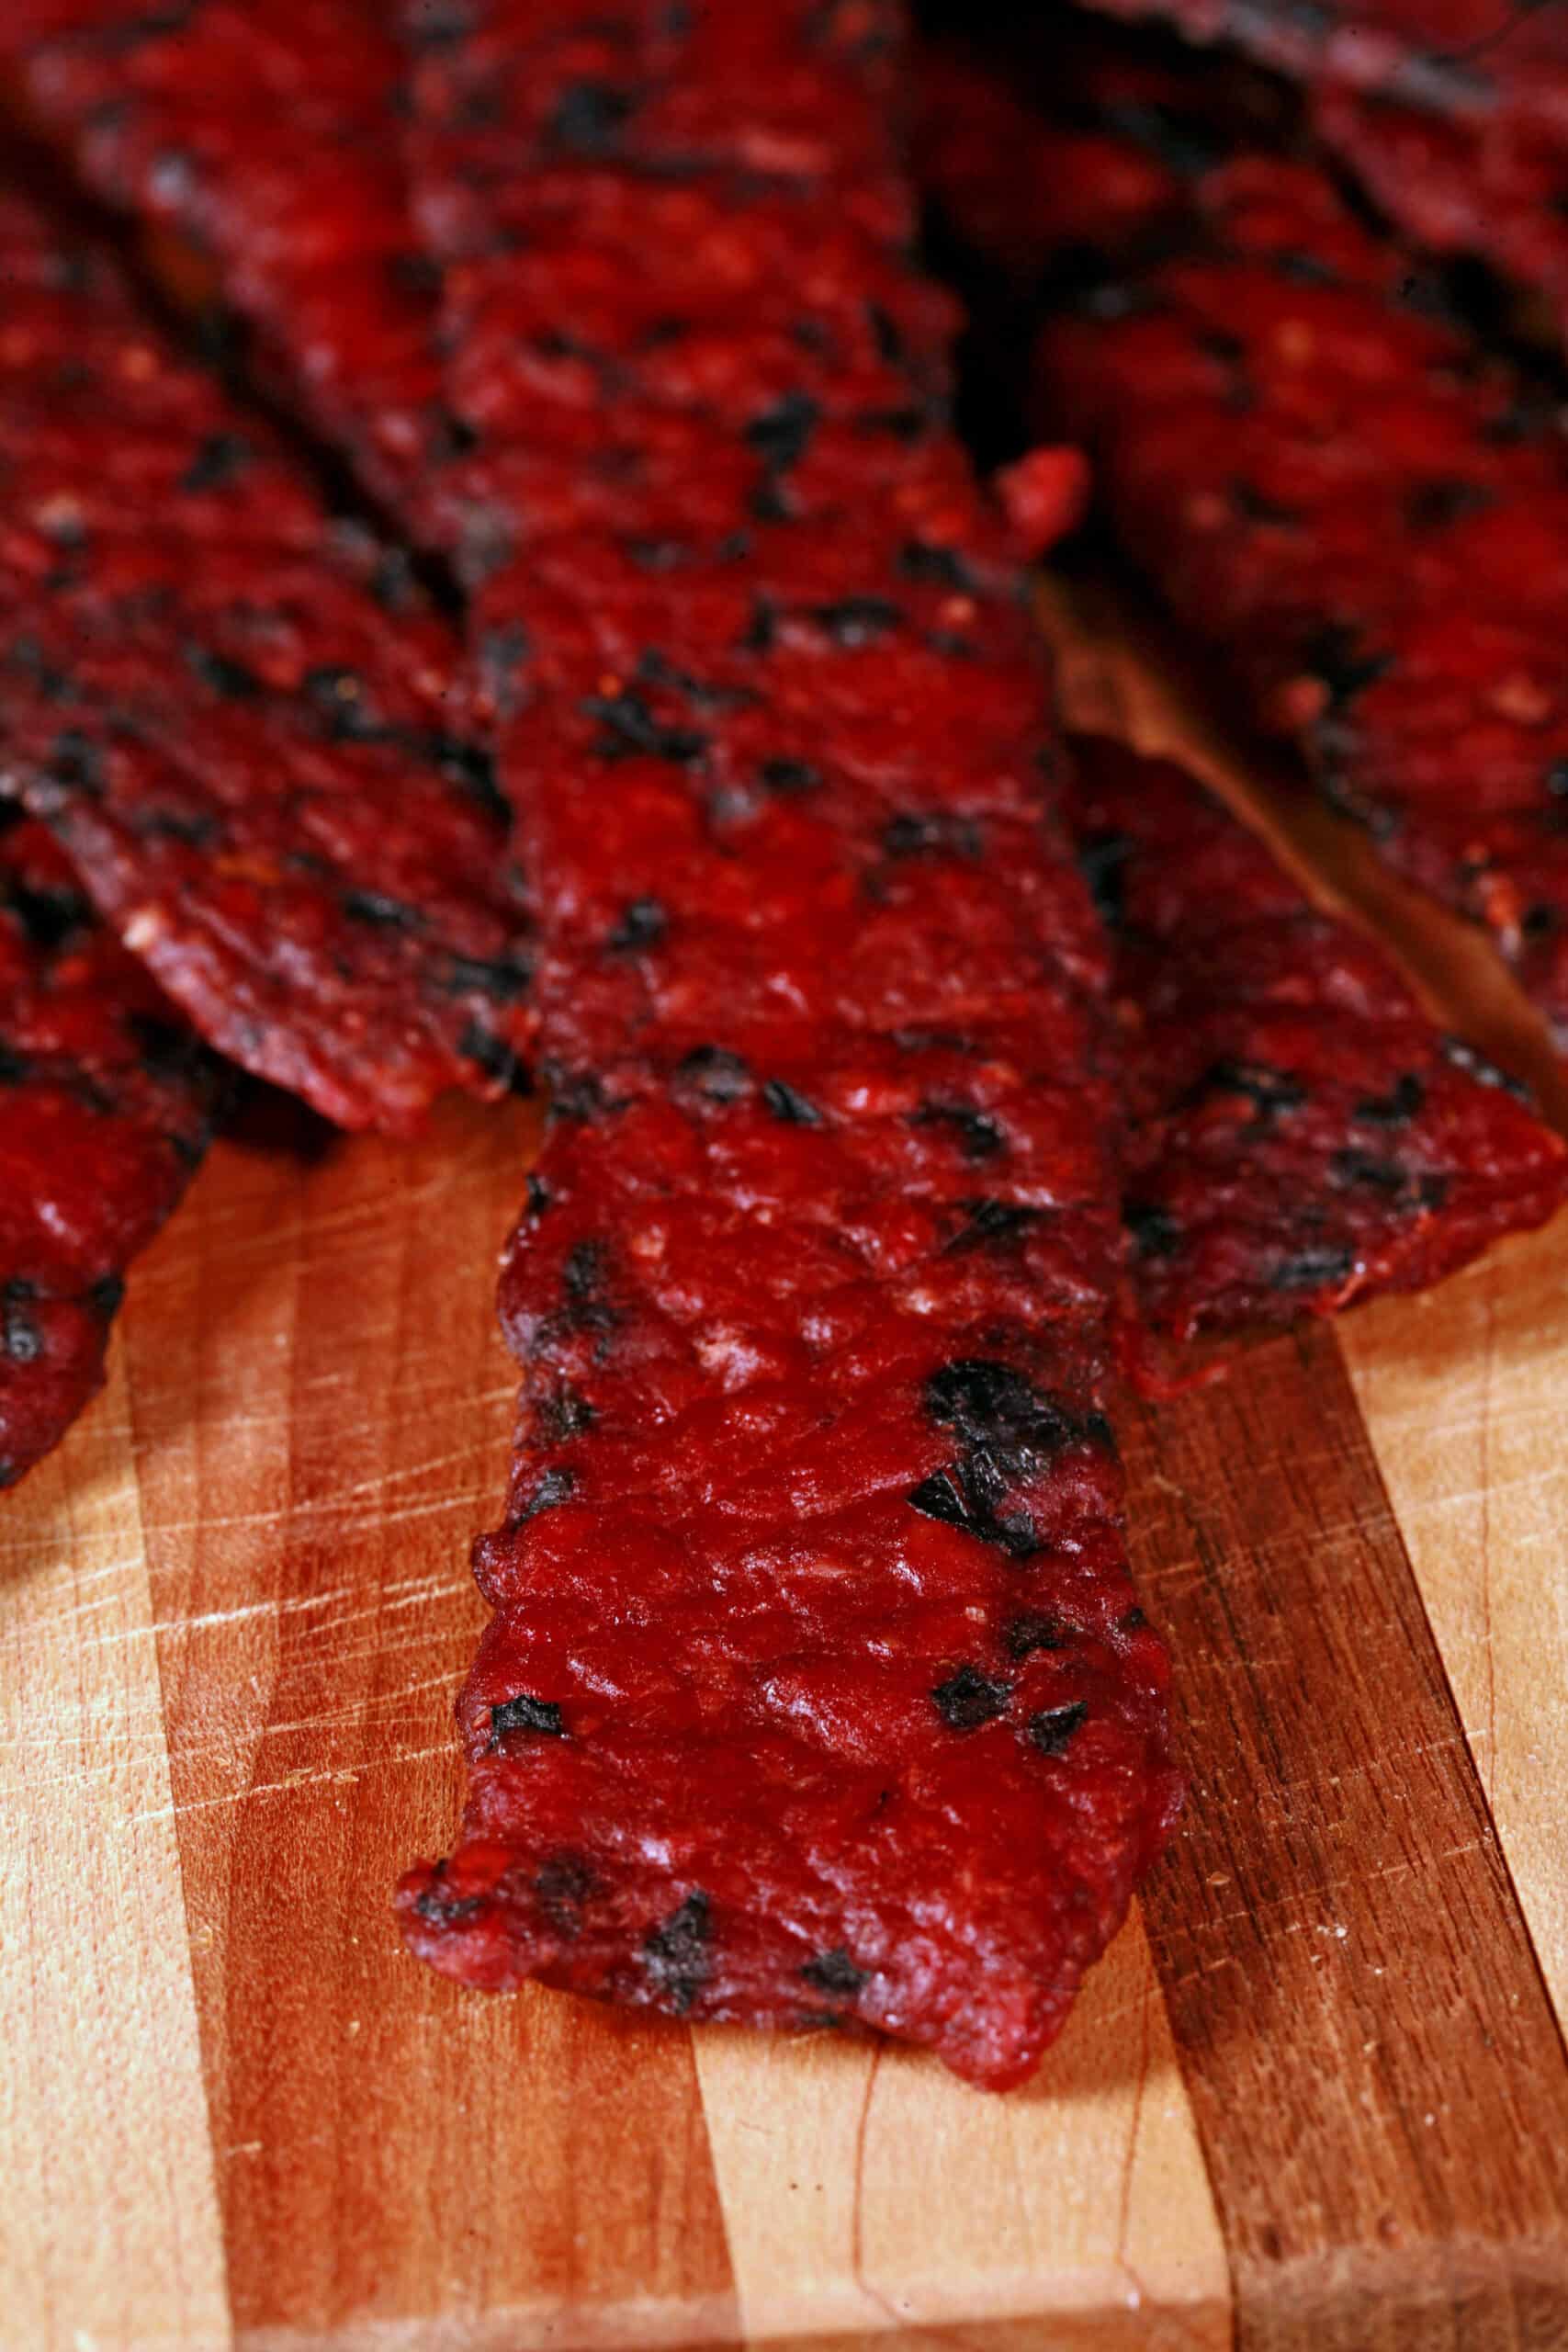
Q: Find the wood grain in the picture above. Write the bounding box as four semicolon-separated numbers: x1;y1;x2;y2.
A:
0;1364;231;2352
694;1913;1227;2350
1123;1327;1568;2349
1342;1216;1568;2033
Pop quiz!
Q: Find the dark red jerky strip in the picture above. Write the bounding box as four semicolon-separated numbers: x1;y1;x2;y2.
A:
1067;733;1568;1341
0;805;223;1488
1077;0;1568;353
917;33;1568;1046
0;190;532;1133
0;0;447;522
395;0;1178;2091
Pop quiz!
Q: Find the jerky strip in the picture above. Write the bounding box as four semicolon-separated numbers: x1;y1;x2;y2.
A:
1073;0;1568;358
0;805;223;1488
1069;733;1568;1340
919;30;1568;1046
0;188;531;1132
0;0;446;521
395;0;1178;2094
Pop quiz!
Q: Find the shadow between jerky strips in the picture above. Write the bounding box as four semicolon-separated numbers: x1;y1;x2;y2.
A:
0;184;531;1134
0;806;224;1488
915;15;1568;1050
392;0;1178;2092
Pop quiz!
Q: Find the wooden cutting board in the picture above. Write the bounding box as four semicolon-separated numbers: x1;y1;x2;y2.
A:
6;599;1568;2352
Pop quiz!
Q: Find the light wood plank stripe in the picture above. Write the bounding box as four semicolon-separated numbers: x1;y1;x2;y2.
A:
695;1912;1228;2349
1341;1218;1568;2036
0;1361;231;2352
1124;1329;1568;2350
120;1102;739;2352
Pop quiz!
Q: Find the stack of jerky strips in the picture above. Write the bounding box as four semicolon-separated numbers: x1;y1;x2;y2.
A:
0;0;1564;2088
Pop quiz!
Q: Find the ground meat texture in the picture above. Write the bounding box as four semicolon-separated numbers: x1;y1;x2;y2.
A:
394;0;1179;2093
1071;1;1568;359
917;29;1568;1047
0;808;223;1488
0;189;532;1132
0;0;446;521
1068;734;1568;1340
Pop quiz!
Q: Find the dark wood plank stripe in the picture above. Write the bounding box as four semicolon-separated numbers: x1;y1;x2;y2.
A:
124;1102;739;2349
1122;1325;1568;2351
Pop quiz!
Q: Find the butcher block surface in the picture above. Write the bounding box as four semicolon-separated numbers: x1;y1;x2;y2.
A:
6;599;1568;2352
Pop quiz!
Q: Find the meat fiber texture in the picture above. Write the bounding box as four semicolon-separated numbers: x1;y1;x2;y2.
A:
0;0;447;523
0;806;223;1488
916;25;1568;1049
0;187;533;1132
1068;734;1568;1341
1071;0;1568;356
394;0;1179;2091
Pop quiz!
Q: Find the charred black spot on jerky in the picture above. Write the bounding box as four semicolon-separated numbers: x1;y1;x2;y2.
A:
881;812;980;859
763;1079;823;1127
428;407;480;464
931;1664;1012;1731
490;1691;567;1740
344;889;423;931
1442;1034;1530;1101
10;639;70;702
429;736;512;829
606;897;668;953
525;1172;553;1218
303;666;380;741
813;597;902;648
1004;1613;1066;1660
944;1199;1042;1255
911;1101;1006;1161
549;1069;615;1122
411;1866;486;1928
1355;1074;1426;1125
1522;903;1560;939
1404;478;1495;531
51;731;106;797
517;1465;576;1522
867;300;905;366
538;1383;595;1443
1271;248;1343;288
1076;831;1132;931
928;1360;1063;1452
855;404;934;444
1270;1243;1357;1291
1331;1148;1408;1193
179;433;252;493
643;1891;711;2013
460;1022;529;1093
1303;622;1392;712
676;1045;752;1102
185;643;263;701
908;1463;1035;1557
2;1300;41;1363
898;539;975;592
740;597;778;654
1028;1701;1089;1758
550;79;637;153
535;1853;597;1936
88;1275;125;1320
1121;1606;1147;1632
802;1949;867;1996
138;808;220;847
760;757;820;795
446;951;531;1002
1182;1058;1307;1117
389;250;442;298
745;390;820;474
581;686;708;766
